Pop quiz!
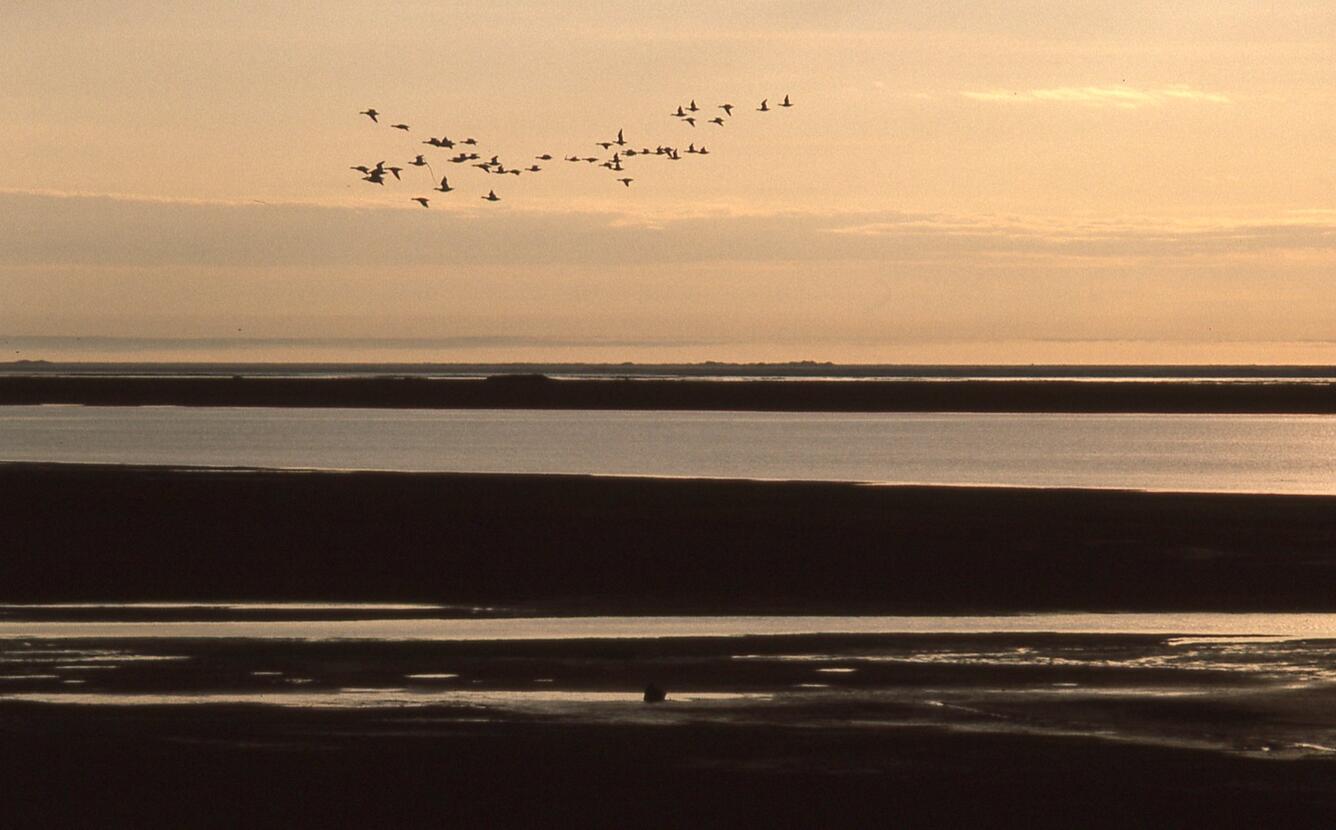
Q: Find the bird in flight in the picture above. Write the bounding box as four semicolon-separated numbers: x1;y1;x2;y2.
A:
351;82;795;207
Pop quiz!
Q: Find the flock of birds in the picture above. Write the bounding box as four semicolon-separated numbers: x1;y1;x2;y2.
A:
350;95;795;207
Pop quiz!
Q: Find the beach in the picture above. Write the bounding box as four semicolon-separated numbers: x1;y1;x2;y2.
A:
8;463;1336;824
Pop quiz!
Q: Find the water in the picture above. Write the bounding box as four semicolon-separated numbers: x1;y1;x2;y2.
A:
7;612;1336;641
4;406;1336;493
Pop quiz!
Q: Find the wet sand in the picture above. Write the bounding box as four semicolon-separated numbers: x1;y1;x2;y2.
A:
6;462;1336;611
8;701;1336;826
9;463;1336;824
5;373;1336;412
6;625;1336;826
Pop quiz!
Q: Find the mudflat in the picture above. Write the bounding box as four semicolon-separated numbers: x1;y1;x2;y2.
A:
4;462;1336;611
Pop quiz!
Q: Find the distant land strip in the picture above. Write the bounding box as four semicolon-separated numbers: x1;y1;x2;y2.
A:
4;375;1336;412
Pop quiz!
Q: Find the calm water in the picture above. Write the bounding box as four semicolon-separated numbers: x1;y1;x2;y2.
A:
3;406;1336;493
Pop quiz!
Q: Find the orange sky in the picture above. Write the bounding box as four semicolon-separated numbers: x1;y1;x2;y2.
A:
4;2;1335;363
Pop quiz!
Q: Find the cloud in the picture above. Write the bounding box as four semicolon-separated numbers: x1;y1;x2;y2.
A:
825;213;1336;260
2;190;1331;276
962;84;1230;109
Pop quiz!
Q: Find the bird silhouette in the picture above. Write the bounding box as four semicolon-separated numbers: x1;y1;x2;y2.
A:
352;86;790;208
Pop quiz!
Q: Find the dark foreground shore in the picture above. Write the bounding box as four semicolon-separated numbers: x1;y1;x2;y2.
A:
5;373;1336;411
7;701;1336;827
5;462;1336;611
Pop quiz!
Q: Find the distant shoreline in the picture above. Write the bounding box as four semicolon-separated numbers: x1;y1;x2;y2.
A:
4;373;1336;412
7;360;1336;379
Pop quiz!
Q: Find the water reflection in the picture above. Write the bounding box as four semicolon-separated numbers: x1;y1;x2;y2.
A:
8;605;1336;759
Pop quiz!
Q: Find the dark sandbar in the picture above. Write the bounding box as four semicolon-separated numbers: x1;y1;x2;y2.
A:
6;462;1336;612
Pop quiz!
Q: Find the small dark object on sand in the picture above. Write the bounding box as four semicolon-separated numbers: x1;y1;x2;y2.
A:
643;684;666;703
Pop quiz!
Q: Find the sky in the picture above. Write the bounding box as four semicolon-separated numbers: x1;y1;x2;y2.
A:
4;1;1335;364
